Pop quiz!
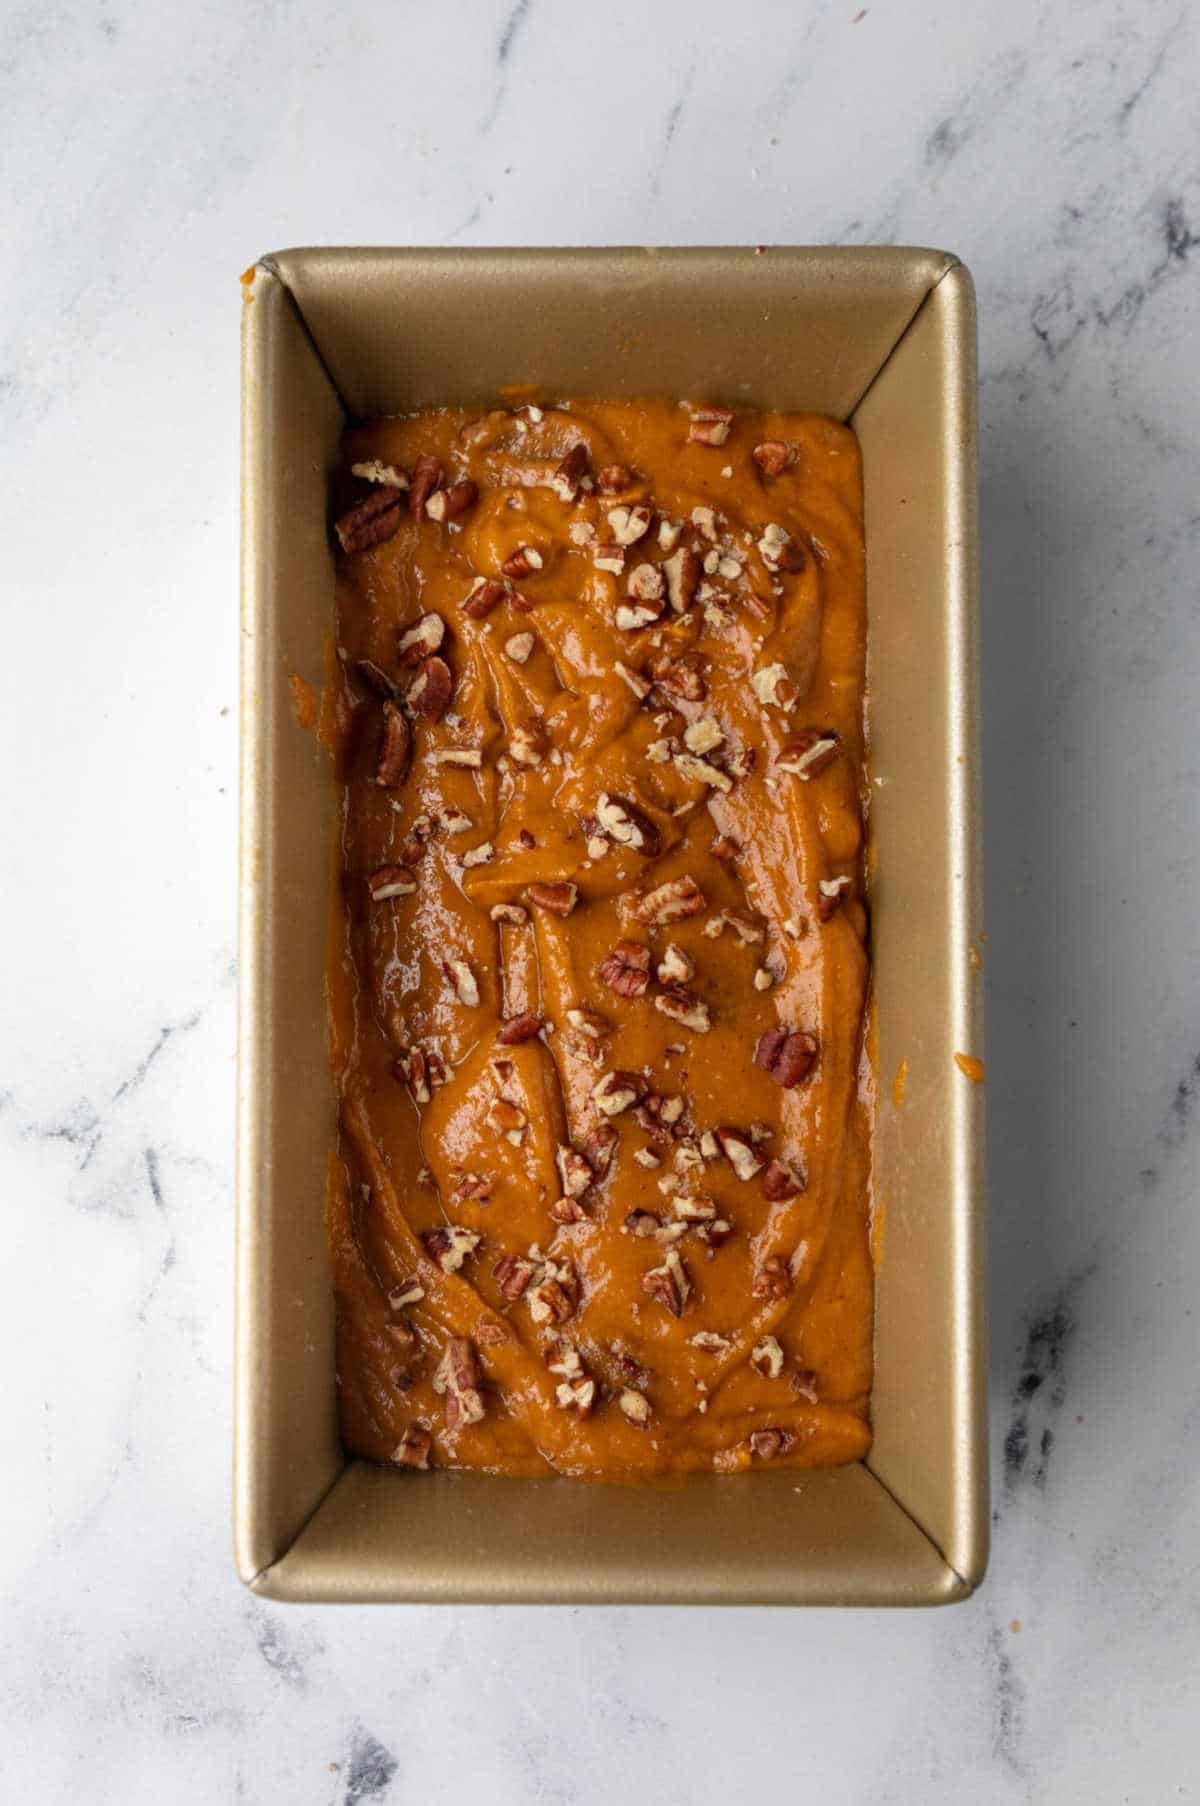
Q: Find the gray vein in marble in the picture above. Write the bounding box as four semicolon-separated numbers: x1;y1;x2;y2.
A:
1116;8;1186;127
342;1725;400;1803
986;1616;1028;1778
113;1009;202;1103
1003;1267;1095;1494
650;60;695;200
481;0;532;134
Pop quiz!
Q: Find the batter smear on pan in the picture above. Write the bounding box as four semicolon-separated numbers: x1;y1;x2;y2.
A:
326;398;874;1478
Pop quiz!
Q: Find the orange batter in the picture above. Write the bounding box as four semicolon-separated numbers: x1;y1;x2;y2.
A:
326;397;874;1479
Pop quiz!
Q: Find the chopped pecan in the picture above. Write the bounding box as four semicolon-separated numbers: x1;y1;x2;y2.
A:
394;1044;447;1103
721;908;766;945
752;440;797;478
566;1005;610;1040
509;721;549;767
623;1208;661;1238
757;521;804;571
375;701;412;787
654;987;712;1034
462;576;508;620
689;1329;731;1354
673;1194;717;1223
398;611;446;664
501;545;544;580
598;938;651;998
634;1100;674;1143
549;1195;588;1225
593;542;627;575
818;876;852;921
633;1147;661;1169
683;717;723;755
351;459;409;490
486;1097;528;1144
694;1216;733;1248
429;747;483;768
710;833;741;863
425;478;477;522
777;728;839;779
714;1126;763;1181
672;750;732;792
496;1011;544;1045
753;1027;819;1088
432;1336;485;1428
406;654;454;722
582;1123;619;1174
336;486;406;554
526;880;579;918
505;631;535;664
408;455;442;519
391;1424;432;1468
460;839;494;869
751;662;799;711
633;874;706;926
556;1145;594;1199
651;651;707;702
790;1369;820;1402
492;1251;536;1299
612;1346;650;1387
614;660;652;701
656;943;694;984
546;1339;583;1379
368;863;417;901
595;792;661;857
528;1272;575;1326
747;1427;794;1461
475;1316;510;1349
442;957;481;1007
556;1375;597;1415
750;1335;784;1379
422;1225;481;1273
451;1173;493;1206
760;1158;806;1201
626;562;665;603
349;656;399;699
592;1068;646;1117
607;504;653;547
388;1276;426;1310
686;404;734;446
615;596;666;631
641;1248;691;1316
663;546;702;612
618;1389;651;1426
551;441;591;502
751;1254;793;1300
597;462;634;493
657;517;683;551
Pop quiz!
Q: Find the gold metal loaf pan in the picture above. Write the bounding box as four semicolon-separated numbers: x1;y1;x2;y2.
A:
237;246;986;1605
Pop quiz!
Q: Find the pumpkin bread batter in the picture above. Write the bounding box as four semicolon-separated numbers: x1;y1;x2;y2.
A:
326;397;874;1479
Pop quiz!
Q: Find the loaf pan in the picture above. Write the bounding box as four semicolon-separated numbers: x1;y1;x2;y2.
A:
236;246;986;1604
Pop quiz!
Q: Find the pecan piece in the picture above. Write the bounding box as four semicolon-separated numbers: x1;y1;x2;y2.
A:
751;662;799;712
714;1125;763;1181
651;651;707;702
509;721;550;767
505;631;536;664
556;1375;597;1415
750;1335;785;1379
336;486;406;554
350;657;399;700
501;545;544;580
408;455;442;519
818;876;852;921
626;562;665;603
551;440;591;502
490;903;528;925
425;478;478;522
623;1208;661;1238
556;1144;594;1199
406;654;454;722
462;577;508;620
526;880;579;918
398;611;446;665
754;1027;819;1088
593;542;627;575
582;1123;619;1174
595;792;661;857
618;1389;651;1426
655;987;712;1034
606;504;653;547
592;1069;646;1117
391;1424;432;1469
597;462;634;493
350;459;408;489
432;1336;485;1428
394;1044;447;1103
776;728;839;779
549;1195;589;1225
442;958;481;1007
492;1251;536;1299
663;546;702;612
633;874;706;926
656;943;694;984
641;1249;691;1317
752;440;797;478
721;908;767;945
528;1271;575;1326
791;1369;820;1403
374;701;413;788
422;1225;481;1273
757;521;805;571
761;1158;806;1201
496;1012;544;1046
368;863;417;901
598;938;651;998
615;596;666;631
686;404;734;446
751;1254;793;1301
747;1427;794;1461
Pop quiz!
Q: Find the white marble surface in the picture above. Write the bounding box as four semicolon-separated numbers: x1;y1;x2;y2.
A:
2;0;1198;1798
